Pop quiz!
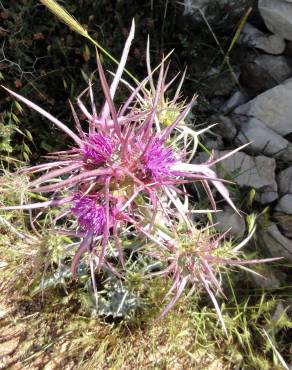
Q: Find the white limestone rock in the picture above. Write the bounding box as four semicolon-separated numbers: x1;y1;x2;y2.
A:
214;206;246;239
235;117;292;162
183;0;253;28
240;54;292;97
259;223;292;262
258;185;279;204
275;194;292;214
212;115;237;140
238;22;285;55
254;55;292;83
216;151;276;188
234;78;292;136
277;167;292;195
212;151;278;204
220;90;248;114
259;0;292;41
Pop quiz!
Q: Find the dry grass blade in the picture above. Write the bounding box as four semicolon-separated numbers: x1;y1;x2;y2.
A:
262;329;289;370
39;0;137;82
39;0;88;38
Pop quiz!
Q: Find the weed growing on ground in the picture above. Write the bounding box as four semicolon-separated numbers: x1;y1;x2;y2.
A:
0;1;290;369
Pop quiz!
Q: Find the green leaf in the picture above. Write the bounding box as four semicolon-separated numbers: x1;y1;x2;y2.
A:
14;101;24;114
25;130;34;142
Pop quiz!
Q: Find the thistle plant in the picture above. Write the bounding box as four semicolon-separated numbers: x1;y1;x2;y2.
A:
1;17;278;332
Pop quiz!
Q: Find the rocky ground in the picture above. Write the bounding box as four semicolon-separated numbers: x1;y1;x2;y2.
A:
185;0;292;292
183;5;292;365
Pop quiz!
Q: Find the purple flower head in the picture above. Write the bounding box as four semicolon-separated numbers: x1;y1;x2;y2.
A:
72;194;106;235
83;133;114;165
143;138;176;181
